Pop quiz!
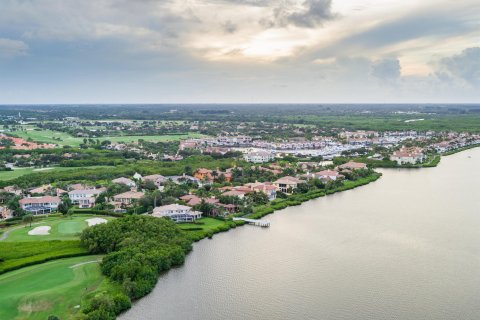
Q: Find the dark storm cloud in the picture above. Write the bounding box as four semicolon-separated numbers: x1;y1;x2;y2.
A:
371;58;401;81
439;47;480;87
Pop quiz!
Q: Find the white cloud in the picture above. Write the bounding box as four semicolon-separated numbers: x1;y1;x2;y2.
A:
0;38;28;57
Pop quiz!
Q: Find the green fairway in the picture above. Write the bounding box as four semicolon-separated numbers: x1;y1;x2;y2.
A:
3;215;113;242
10;125;206;146
0;255;104;320
0;168;35;181
0;166;114;182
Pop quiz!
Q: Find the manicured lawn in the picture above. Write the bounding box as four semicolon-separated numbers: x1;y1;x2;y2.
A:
178;217;228;231
2;215;114;242
0;168;35;181
0;255;105;320
12;127;80;146
104;133;205;144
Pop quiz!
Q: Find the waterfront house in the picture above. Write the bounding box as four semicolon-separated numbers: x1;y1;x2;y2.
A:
314;170;343;181
152;204;202;223
337;161;368;171
390;147;426;165
243;182;278;200
273;176;305;193
19;196;61;215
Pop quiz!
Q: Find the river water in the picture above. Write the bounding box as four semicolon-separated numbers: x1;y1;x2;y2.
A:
121;148;480;320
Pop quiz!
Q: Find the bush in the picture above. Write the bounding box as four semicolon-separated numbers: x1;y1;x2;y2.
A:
80;215;191;318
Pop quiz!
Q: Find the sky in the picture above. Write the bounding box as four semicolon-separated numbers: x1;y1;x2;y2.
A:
0;0;478;104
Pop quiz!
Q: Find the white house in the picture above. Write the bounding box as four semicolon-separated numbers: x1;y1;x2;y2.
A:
314;170;343;181
112;177;136;187
390;147;426;165
68;188;106;208
152;204;202;223
244;151;275;163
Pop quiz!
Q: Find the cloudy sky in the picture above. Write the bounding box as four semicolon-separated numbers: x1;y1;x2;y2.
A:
0;0;478;103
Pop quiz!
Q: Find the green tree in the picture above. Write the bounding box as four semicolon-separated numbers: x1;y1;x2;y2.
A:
22;214;33;227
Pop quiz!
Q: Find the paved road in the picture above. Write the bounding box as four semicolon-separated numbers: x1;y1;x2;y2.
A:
0;222;40;241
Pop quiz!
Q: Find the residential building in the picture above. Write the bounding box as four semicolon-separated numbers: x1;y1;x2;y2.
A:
19;196;61;215
314;170;343;181
0;206;12;220
244;182;278;200
112;177;136;187
273;176;305;193
221;190;247;199
111;191;144;212
244;150;275;163
68;188;106;208
390;147;426;165
143;174;167;187
337;161;368;171
152;204;202;222
194;168;213;181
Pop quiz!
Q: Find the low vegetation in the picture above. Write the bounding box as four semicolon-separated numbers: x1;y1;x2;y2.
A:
0;240;88;274
79;215;192;319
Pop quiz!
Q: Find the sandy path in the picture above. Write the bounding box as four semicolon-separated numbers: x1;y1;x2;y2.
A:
69;260;102;268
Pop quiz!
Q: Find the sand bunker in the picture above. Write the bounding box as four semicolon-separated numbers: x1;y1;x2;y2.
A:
85;218;107;226
28;226;51;235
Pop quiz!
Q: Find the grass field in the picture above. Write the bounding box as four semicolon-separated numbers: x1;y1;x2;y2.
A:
178;217;228;232
0;255;105;320
0;240;88;274
0;168;35;181
0;165;114;182
10;125;205;146
2;215;114;242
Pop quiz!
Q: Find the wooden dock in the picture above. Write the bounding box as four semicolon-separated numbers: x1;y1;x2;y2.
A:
232;217;270;227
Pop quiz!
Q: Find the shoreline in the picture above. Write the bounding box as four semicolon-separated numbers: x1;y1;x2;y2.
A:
181;172;383;243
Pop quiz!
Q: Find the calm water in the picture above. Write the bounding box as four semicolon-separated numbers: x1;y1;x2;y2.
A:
122;148;480;320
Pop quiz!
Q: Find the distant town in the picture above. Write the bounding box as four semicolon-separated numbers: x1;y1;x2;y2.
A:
0;104;479;319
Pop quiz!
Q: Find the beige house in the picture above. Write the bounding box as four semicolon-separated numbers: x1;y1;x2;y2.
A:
273;176;305;193
111;191;145;212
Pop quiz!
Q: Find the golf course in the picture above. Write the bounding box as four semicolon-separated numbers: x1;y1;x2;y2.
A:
8;125;205;147
2;215;113;242
0;255;106;320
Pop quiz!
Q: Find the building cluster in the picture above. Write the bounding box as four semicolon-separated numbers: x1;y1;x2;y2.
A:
179;131;480;163
1;157;371;223
0;134;56;150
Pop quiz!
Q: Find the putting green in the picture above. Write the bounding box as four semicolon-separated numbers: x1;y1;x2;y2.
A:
3;215;113;242
58;220;85;234
0;255;104;320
